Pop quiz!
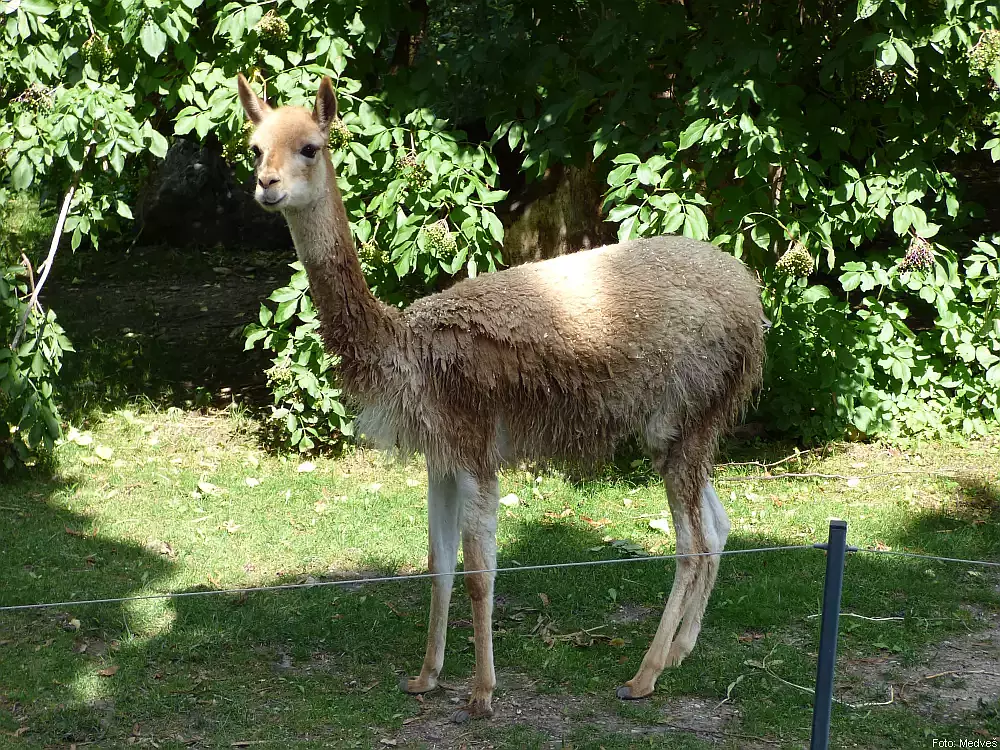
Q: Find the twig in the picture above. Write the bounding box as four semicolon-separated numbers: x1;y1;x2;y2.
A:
742;646;895;709
11;151;90;349
898;669;998;701
806;612;905;622
716;447;822;470
18;254;41;312
717;469;961;483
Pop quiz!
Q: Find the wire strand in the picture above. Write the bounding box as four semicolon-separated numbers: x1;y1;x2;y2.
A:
0;545;812;613
858;547;1000;568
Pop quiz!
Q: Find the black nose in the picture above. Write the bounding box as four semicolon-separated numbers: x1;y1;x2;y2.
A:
258;176;280;188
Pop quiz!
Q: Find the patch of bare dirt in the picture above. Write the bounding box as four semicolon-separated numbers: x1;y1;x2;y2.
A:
384;672;768;749
609;603;655;625
842;612;1000;723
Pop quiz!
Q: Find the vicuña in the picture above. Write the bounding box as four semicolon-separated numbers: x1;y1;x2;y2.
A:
238;74;766;722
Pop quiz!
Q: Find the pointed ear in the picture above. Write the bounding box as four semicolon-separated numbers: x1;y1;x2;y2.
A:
313;76;338;134
237;73;271;125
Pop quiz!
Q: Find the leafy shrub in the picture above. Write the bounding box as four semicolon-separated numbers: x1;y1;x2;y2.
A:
244;262;352;453
5;0;1000;447
1;266;72;472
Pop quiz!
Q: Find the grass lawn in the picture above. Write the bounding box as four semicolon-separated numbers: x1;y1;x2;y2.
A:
1;408;999;749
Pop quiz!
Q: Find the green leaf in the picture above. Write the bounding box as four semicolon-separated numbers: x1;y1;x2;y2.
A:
481;211;503;243
148;129;169;159
678;118;710;150
956;342;976;363
19;0;55;15
116;201;134;220
856;0;881;18
879;42;897;68
140;22;167;60
892;205;914;236
894;39;916;70
682;206;709;240
11;158;33;191
608;204;639;223
976;346;998;368
607;164;633;188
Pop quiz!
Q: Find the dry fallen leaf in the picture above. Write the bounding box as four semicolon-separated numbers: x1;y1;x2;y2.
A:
221;520;242;534
94;445;114;461
297;461;316;473
67;427;93;446
405;478;422;487
66;618;81;631
314;500;329;514
538;592;550;607
197;481;219;495
499;493;520;507
649;518;671;535
582;516;611;528
245;477;261;488
97;665;119;677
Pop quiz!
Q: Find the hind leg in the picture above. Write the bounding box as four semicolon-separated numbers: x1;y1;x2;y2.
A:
664;481;729;667
618;431;717;700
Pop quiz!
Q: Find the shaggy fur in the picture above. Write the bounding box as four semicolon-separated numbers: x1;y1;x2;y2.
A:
238;74;766;719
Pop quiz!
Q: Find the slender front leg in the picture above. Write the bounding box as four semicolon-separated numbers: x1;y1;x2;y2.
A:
400;464;461;695
452;469;499;723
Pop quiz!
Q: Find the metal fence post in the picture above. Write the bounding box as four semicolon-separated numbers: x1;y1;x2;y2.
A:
810;519;849;750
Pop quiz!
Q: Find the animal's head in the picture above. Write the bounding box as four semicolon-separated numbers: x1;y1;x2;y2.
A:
236;74;338;213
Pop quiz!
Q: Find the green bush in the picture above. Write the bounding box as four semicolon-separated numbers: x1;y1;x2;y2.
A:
1;266;72;472
244;262;352;453
4;0;1000;448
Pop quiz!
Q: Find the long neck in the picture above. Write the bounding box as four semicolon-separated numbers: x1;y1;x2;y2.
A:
282;156;398;393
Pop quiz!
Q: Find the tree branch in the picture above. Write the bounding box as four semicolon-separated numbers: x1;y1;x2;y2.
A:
11;149;90;349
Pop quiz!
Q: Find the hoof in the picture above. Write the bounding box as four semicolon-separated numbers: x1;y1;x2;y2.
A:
399;675;437;695
616;684;652;701
451;700;493;724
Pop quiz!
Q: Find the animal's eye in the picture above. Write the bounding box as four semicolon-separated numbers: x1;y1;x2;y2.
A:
250;145;261;159
300;144;319;159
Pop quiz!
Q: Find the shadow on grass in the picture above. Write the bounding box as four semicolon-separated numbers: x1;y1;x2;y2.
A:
46;245;286;424
0;473;177;740
4;492;997;747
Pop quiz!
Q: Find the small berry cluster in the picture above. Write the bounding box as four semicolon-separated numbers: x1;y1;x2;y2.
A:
328;119;352;150
13;82;52;113
256;10;290;44
82;34;113;74
970;30;1000;76
357;240;386;271
422;221;457;259
394;153;431;192
776;242;813;277
900;236;934;273
856;67;896;101
222;121;255;170
266;360;294;390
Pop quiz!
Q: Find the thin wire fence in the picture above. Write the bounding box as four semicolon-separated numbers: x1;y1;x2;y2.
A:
1;541;996;614
0;544;812;612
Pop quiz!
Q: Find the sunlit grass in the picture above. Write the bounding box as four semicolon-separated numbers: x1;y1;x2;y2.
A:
1;409;998;747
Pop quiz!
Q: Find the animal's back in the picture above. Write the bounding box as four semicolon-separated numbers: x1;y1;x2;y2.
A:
388;235;764;464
